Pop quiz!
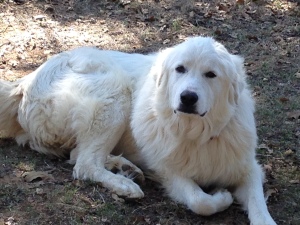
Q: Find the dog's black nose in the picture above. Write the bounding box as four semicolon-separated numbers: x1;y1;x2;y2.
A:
180;90;198;106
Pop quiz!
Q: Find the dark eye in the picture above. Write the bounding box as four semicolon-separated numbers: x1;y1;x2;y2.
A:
175;65;186;73
205;71;217;78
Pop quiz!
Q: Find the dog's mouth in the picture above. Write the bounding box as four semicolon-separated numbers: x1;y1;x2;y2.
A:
175;105;207;117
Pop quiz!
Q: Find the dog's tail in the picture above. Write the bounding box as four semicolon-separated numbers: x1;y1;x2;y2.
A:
0;79;24;137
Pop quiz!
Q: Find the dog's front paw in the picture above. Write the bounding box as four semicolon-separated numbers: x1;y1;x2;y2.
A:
212;189;234;212
188;190;233;216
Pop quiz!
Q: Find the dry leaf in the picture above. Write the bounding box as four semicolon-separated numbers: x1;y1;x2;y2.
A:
72;179;83;187
295;72;300;79
144;16;155;22
43;50;52;55
284;149;294;156
119;0;131;6
246;35;258;41
289;180;300;184
265;188;277;201
264;164;272;172
111;193;125;203
27;196;35;203
258;143;273;154
8;60;18;68
145;217;151;224
287;110;300;120
279;97;289;103
141;8;149;14
229;32;238;38
101;218;108;222
5;217;17;225
33;15;46;21
22;171;54;182
218;3;228;12
163;39;170;45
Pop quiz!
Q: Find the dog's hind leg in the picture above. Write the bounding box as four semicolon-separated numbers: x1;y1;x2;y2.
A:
70;124;144;198
71;140;144;198
105;155;145;185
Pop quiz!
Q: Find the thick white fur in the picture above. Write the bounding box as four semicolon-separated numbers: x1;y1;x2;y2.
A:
0;37;276;224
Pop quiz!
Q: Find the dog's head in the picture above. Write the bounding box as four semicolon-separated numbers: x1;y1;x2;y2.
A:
153;37;245;119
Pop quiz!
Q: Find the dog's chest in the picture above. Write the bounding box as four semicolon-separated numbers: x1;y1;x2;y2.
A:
166;135;250;186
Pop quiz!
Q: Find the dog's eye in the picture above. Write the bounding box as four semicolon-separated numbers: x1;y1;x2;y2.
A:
175;65;186;73
205;71;217;78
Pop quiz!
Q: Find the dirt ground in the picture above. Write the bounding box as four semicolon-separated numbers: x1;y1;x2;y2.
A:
0;0;299;224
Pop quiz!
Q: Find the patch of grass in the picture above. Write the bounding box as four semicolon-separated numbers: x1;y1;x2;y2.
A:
172;19;182;31
249;61;299;150
96;202;117;216
60;184;80;204
16;161;36;171
0;185;27;211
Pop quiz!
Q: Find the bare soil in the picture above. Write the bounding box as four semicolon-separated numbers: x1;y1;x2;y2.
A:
0;0;299;224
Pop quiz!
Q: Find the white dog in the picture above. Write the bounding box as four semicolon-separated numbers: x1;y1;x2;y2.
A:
0;37;276;225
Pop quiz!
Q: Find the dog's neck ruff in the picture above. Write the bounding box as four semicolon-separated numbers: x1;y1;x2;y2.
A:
167;106;234;145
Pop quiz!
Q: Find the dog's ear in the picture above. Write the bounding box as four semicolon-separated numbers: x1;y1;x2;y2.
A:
230;54;245;105
152;48;173;88
155;65;164;88
214;40;245;105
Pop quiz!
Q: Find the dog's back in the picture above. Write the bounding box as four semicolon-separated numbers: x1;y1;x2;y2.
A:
0;47;150;156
